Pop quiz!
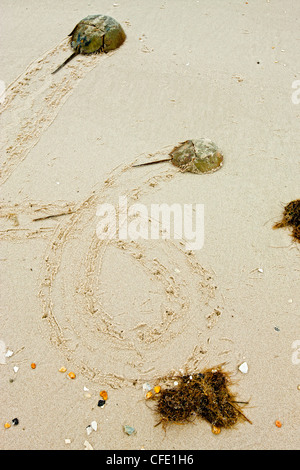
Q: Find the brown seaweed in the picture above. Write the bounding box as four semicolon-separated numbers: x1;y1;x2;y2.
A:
148;366;251;432
273;199;300;243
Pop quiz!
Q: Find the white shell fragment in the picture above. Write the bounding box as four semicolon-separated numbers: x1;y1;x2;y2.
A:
84;440;94;450
238;362;249;374
142;382;152;392
91;421;97;431
86;425;92;436
86;421;98;435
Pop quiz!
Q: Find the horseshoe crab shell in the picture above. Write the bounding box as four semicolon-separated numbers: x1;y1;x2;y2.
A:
133;138;224;174
52;14;126;74
170;138;223;174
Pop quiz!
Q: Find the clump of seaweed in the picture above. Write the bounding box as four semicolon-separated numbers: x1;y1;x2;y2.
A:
273;199;300;243
148;366;251;432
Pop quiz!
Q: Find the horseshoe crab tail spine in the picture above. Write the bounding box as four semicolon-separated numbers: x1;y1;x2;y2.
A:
51;51;79;74
132;158;172;168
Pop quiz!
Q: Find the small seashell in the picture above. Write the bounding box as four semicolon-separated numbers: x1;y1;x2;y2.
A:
99;390;108;401
86;425;92;436
84;440;93;450
143;382;152;392
91;421;97;431
212;425;221;434
238;362;248;374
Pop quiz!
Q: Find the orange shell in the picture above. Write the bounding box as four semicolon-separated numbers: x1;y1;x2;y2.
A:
211;425;221;435
100;390;108;401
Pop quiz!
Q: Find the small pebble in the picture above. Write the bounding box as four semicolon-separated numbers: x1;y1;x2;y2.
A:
12;418;19;426
4;422;11;429
68;372;76;379
31;363;36;369
123;425;135;436
97;399;106;408
59;367;67;373
5;350;13;358
154;386;161;394
13;366;19;373
146;391;153;399
275;420;282;428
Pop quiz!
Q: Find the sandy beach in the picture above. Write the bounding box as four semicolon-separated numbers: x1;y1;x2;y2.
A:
0;0;299;450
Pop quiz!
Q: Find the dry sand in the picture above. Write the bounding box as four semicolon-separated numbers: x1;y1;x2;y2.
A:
0;0;300;450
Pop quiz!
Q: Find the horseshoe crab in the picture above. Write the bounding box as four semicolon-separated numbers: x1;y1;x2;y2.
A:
132;138;223;174
52;14;126;74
